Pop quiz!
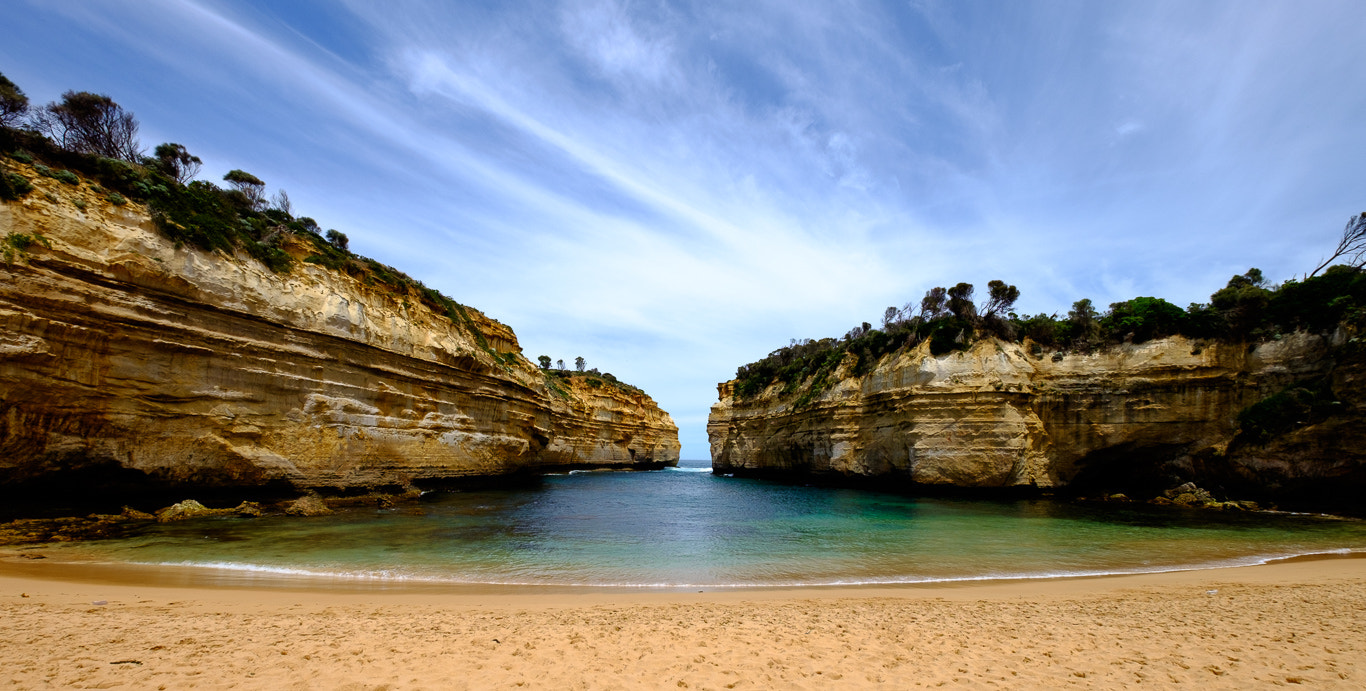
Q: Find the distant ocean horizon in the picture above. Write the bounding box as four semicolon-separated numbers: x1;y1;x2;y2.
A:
38;460;1366;590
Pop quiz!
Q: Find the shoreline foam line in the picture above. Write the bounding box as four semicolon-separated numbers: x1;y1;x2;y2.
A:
5;548;1362;593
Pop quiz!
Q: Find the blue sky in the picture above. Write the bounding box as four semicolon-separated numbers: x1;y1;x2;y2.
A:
3;0;1363;459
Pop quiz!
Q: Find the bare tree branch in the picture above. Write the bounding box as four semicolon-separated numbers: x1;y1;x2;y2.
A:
33;91;141;161
1309;212;1366;278
272;188;293;216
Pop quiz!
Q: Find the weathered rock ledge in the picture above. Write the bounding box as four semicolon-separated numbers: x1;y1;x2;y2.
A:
0;167;679;509
709;332;1365;511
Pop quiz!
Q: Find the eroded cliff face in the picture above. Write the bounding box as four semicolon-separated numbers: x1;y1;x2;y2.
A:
710;331;1365;507
0;168;679;499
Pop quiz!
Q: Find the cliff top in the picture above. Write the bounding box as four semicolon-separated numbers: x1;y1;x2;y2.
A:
727;267;1366;405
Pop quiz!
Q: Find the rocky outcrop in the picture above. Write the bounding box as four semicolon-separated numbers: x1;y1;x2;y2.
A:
0;165;678;503
710;332;1366;509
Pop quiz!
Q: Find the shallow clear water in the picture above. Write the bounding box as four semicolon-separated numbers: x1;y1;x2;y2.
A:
50;461;1366;588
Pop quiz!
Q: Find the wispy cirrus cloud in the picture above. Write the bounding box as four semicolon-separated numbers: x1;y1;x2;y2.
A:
559;0;678;86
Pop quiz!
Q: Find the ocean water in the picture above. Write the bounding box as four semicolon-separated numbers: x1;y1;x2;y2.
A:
46;461;1366;589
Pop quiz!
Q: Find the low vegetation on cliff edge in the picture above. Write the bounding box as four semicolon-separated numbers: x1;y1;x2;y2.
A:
0;72;643;399
534;355;646;399
730;222;1366;434
0;79;484;330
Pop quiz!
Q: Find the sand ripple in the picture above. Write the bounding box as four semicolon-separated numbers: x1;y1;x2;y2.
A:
3;558;1364;689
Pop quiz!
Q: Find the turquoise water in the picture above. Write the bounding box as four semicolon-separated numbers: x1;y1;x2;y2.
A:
48;461;1366;589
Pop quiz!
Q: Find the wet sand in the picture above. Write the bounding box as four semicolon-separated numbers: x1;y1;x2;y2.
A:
2;555;1364;689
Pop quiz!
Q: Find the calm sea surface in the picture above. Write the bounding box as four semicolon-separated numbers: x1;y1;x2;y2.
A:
45;460;1366;589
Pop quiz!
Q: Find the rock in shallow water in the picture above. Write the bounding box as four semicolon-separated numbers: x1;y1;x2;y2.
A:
284;495;332;517
155;500;231;522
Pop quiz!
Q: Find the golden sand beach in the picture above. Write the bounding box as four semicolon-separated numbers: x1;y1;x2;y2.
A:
2;555;1364;689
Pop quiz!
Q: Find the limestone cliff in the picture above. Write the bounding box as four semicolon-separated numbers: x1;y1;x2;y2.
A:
0;165;679;500
710;332;1365;508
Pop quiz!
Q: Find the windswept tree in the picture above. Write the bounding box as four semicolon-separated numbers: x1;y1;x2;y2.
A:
325;229;349;251
153;143;201;184
271;188;293;216
0;72;29;128
223;169;266;209
983;280;1020;317
1068;298;1100;341
946;282;977;321
32;91;141;161
919;286;947;320
1308;212;1366;277
882;306;901;329
537;355;552;369
575;356;586;372
556;358;565;371
981;280;1020;338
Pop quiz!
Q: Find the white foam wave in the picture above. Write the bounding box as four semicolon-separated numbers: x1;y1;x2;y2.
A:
131;548;1366;590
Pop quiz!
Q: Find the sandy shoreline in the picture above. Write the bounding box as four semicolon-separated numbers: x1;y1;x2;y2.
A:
4;556;1365;688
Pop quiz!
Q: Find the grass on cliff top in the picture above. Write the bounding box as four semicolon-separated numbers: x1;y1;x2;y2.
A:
0;125;502;354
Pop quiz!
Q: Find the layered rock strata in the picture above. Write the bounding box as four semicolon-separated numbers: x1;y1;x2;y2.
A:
0;167;679;500
710;332;1365;507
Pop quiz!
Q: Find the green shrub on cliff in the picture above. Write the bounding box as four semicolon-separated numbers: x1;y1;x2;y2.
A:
1013;312;1073;348
1100;297;1187;343
927;318;971;356
1208;269;1273;338
1;231;51;263
33;164;79;185
150;179;244;253
0;171;32;200
1265;265;1366;333
545;367;645;397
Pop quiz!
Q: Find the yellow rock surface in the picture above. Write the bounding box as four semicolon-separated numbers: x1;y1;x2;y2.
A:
0;168;678;493
710;330;1357;496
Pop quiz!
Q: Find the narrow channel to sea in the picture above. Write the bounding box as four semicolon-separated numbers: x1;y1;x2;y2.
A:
36;459;1366;590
